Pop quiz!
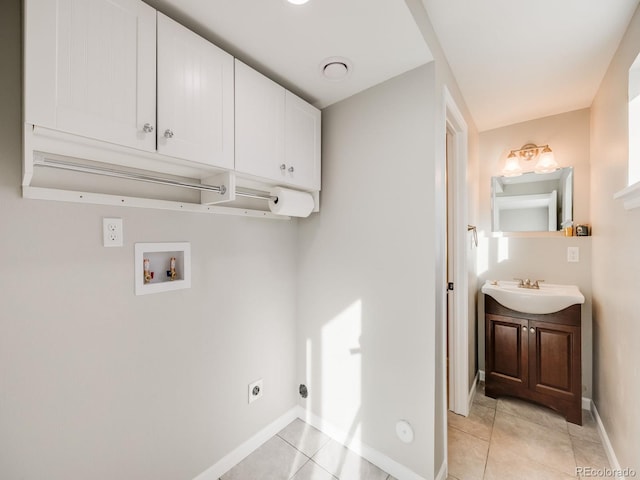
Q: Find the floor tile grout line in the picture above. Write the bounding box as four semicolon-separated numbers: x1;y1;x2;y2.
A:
495;398;570;433
277;433;312;458
468;401;498;414
447;422;492;443
277;426;332;459
287;457;311;480
568;432;605;444
480;401;496;479
304;458;339;480
487;412;579;478
497;407;572;436
569;433;583;477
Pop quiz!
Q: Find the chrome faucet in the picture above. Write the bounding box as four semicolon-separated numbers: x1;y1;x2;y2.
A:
514;278;544;289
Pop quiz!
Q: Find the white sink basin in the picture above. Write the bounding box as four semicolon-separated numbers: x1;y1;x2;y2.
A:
482;280;585;314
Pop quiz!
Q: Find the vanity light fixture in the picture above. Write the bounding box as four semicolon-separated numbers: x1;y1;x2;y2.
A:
501;143;558;177
287;0;310;4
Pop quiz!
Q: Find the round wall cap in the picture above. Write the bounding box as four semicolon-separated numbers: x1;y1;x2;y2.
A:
395;420;414;444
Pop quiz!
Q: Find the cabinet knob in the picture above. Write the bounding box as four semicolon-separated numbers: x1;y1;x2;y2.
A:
280;164;286;171
164;129;174;139
288;166;295;173
522;326;527;331
143;123;154;133
530;327;535;334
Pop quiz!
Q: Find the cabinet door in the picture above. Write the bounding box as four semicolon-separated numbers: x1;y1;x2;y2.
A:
285;91;321;190
486;314;529;389
157;14;234;168
234;60;285;182
24;0;156;152
529;320;581;402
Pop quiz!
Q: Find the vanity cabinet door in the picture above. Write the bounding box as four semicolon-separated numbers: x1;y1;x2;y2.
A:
485;314;529;390
24;0;157;152
157;13;234;168
528;320;581;403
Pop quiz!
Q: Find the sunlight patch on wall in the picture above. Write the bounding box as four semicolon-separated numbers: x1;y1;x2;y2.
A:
321;299;362;441
498;237;510;263
477;230;489;275
305;338;313;412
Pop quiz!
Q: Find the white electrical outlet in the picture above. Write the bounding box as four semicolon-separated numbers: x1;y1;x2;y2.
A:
103;218;123;247
567;246;579;263
248;379;263;404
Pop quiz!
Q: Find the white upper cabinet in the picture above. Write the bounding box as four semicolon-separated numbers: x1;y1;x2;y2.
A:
235;60;321;191
234;60;286;182
24;0;157;152
24;1;319;193
285;91;321;191
157;14;234;169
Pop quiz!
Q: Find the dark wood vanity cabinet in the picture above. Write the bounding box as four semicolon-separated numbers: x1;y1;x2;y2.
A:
485;296;582;425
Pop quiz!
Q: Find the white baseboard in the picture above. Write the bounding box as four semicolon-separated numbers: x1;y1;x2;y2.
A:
479;370;485;382
193;407;299;480
193;406;432;480
296;406;427;480
435;460;447;480
590;400;622;472
468;372;479;413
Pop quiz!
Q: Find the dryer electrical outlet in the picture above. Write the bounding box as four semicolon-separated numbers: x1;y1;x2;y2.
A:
248;379;263;404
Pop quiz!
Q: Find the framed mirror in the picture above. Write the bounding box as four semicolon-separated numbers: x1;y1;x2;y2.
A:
491;167;573;233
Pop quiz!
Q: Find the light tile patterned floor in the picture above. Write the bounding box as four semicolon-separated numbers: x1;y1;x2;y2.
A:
221;385;610;480
447;383;611;480
220;418;396;480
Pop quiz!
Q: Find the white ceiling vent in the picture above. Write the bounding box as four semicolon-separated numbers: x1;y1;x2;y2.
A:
321;57;351;81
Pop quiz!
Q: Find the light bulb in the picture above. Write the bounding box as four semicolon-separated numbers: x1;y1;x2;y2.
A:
502;152;523;177
535;146;558;174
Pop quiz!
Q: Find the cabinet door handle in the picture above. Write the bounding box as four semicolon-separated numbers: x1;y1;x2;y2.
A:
530;327;535;334
522;326;527;331
164;129;174;139
288;166;295;173
280;164;286;171
143;123;154;133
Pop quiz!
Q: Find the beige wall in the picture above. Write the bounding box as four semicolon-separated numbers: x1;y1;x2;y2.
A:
297;63;438;479
0;2;298;479
590;3;640;473
477;109;594;398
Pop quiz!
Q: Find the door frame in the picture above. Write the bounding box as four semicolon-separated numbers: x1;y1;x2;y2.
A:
442;86;469;416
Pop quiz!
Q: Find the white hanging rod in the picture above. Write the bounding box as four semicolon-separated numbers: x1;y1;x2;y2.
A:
33;158;275;201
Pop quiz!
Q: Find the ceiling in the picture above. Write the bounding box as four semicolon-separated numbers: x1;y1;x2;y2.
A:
422;0;640;131
143;0;433;109
143;0;639;132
